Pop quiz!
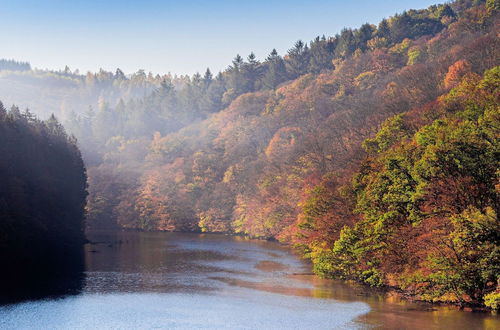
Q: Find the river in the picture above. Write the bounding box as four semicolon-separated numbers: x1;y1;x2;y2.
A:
0;231;498;329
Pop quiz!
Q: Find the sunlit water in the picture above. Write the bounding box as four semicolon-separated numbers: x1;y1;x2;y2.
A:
0;231;498;329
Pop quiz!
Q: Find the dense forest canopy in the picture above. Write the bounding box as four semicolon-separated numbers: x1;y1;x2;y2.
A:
0;0;498;309
0;103;87;293
303;66;499;308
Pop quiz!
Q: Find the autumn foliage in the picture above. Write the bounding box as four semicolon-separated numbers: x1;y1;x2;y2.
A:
77;0;500;308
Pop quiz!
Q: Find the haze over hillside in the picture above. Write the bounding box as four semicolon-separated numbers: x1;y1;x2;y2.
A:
0;0;499;311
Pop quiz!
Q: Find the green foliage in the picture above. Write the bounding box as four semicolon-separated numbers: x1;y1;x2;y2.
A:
363;114;411;153
299;186;331;230
309;243;337;276
311;67;500;307
418;207;500;303
437;4;456;19
484;290;500;310
407;46;426;65
486;0;500;15
478;65;500;92
361;268;384;287
389;12;444;43
331;225;364;277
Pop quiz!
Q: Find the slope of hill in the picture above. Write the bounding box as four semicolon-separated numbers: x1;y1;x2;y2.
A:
102;0;498;235
1;0;498;308
82;0;499;307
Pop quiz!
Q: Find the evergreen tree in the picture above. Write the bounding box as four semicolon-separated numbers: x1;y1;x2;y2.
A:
225;54;247;98
335;28;357;58
115;68;126;80
377;19;391;40
356;23;376;51
203;68;213;89
438;4;456;19
262;49;288;89
308;37;335;73
286;40;311;79
0;101;6;120
202;73;226;112
241;52;263;92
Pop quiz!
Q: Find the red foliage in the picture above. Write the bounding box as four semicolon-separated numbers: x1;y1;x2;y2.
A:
444;60;471;89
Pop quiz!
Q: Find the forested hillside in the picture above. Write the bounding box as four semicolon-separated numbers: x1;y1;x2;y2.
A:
0;103;87;289
1;0;498;308
82;0;498;234
301;66;499;308
83;0;498;307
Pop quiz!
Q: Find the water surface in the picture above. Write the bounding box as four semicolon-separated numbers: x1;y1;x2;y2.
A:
0;231;498;329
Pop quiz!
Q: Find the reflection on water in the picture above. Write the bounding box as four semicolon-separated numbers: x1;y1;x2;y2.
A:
0;231;498;329
0;246;85;305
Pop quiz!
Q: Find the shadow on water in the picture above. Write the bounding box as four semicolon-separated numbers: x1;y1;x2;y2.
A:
0;244;86;305
1;230;498;329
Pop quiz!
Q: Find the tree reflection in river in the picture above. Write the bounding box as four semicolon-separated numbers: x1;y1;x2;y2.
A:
0;231;498;329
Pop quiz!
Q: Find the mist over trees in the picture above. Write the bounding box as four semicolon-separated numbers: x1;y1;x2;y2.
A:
0;59;31;71
0;0;498;309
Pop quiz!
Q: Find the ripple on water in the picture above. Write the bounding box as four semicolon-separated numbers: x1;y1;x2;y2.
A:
1;231;498;329
0;291;370;330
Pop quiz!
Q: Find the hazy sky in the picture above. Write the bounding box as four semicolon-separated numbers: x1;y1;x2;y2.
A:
0;0;440;76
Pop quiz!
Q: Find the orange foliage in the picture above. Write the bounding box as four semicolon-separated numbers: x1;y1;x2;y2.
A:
444;60;471;89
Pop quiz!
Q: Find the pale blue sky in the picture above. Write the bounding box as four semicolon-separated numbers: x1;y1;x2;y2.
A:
0;0;441;75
